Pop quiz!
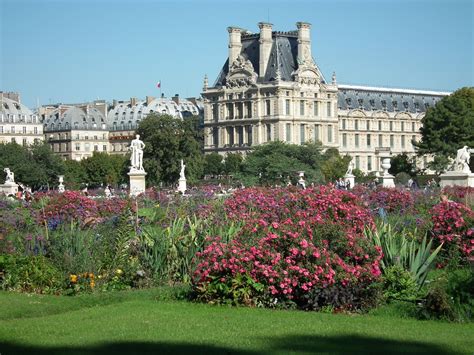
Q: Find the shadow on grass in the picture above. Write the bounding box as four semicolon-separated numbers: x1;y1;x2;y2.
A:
0;334;461;355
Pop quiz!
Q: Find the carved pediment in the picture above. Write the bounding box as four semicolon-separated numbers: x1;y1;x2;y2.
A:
371;110;390;119
394;111;413;119
292;65;321;86
226;54;257;88
348;109;367;117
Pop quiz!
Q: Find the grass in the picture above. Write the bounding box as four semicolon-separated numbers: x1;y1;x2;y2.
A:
0;288;473;354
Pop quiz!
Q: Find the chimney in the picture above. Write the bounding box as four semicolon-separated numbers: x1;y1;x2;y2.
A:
227;27;243;65
296;22;312;64
130;97;137;107
258;22;273;78
146;96;155;106
172;94;180;105
113;99;117;107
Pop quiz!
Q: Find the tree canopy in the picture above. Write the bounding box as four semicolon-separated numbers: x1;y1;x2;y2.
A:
415;87;474;162
135;114;204;185
0;142;64;189
239;141;324;186
320;148;352;183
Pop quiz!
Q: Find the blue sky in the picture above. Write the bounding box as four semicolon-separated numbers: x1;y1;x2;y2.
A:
1;0;473;108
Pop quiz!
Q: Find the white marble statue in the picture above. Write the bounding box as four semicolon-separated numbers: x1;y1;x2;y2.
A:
129;134;145;171
346;161;354;176
454;146;471;173
3;168;15;184
179;159;186;179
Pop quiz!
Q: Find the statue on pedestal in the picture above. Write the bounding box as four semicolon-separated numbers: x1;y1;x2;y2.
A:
129;134;145;171
345;161;354;176
3;168;15;184
180;159;186;179
454;146;471;173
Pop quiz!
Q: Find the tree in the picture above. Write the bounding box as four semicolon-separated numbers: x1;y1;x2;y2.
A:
223;153;243;175
204;153;224;176
320;148;352;183
81;152;128;187
415;87;474;170
30;142;65;186
135;114;204;185
240;141;324;186
63;159;88;189
0;142;65;190
389;153;418;177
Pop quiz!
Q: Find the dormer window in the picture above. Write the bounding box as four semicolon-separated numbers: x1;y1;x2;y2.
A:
403;102;409;110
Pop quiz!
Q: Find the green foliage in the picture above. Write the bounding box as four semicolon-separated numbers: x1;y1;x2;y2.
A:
320;148;352;183
80;152;128;187
382;265;420;301
194;273;264;306
395;172;411;186
427;154;451;175
203;152;223;176
0;141;65;189
140;215;204;284
0;255;64;294
353;169;377;184
389;153;418;177
223;153;243;175
240;141;324;185
415;87;474;162
136;114;204;185
63;159;88;189
366;222;442;287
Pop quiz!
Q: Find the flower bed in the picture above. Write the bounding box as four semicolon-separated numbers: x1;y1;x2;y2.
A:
193;186;382;310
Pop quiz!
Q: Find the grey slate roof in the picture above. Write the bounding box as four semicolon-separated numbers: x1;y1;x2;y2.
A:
337;85;449;113
214;32;314;86
43;106;107;131
107;97;202;131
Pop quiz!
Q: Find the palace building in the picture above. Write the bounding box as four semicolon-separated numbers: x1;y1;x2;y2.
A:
0;92;43;146
201;22;450;172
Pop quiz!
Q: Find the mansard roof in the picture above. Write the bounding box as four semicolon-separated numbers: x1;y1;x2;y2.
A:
337;84;450;114
107;97;202;130
43;106;107;131
214;32;324;87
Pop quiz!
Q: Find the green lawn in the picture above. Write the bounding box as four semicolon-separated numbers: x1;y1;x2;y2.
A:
0;289;473;354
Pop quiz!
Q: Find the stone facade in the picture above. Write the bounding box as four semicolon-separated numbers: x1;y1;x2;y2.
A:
42;104;109;160
202;22;450;173
0;92;43;146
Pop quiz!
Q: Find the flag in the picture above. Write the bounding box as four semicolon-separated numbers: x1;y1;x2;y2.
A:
157;81;161;88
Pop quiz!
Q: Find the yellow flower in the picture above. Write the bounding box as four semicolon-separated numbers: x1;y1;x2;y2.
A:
90;280;95;288
89;273;94;279
115;269;123;275
69;274;77;283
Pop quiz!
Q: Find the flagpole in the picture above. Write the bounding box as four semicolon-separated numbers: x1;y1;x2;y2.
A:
160;79;162;98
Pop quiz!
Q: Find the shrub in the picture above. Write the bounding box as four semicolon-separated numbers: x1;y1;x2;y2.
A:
0;255;64;294
430;200;474;263
382;265;420;301
193;186;382;311
418;268;474;322
367;187;414;214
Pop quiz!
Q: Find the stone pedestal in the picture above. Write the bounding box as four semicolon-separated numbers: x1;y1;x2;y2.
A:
382;175;395;188
439;171;474;188
128;170;147;197
178;178;187;194
344;174;355;189
0;182;19;196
